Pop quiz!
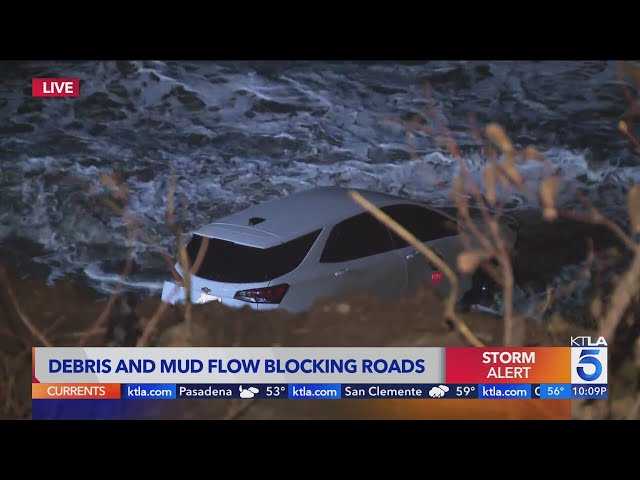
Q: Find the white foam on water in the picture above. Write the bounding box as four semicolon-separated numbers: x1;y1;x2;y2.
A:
83;262;164;293
4;144;635;297
1;60;636;299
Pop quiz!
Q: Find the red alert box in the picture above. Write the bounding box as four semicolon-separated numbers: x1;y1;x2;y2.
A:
445;347;571;384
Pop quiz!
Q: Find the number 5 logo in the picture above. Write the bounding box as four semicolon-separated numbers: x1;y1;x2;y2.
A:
577;349;602;382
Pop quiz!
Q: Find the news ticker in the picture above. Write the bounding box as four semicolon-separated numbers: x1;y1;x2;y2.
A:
32;340;608;399
31;383;609;400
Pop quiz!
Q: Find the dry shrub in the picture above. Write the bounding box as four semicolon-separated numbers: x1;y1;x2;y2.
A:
360;99;640;352
361;72;640;407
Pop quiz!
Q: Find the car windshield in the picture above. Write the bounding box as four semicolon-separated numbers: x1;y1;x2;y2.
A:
185;230;321;283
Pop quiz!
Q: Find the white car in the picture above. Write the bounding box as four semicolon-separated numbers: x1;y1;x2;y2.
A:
161;186;518;312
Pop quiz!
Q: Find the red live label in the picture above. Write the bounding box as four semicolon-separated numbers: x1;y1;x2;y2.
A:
32;78;80;97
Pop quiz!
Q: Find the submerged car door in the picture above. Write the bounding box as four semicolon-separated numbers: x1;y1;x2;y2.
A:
315;211;408;302
382;204;463;298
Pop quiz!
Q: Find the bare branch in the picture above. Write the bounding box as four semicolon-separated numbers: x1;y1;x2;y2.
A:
536;239;595;318
488;218;522;346
59;328;108;339
486;123;515;154
457;250;492;274
628;395;640;420
66;173;183;284
599;246;640;341
453;175;495;253
223;398;256;420
420;107;520;345
618;120;640;149
1;358;17;415
558;208;636;252
628;185;640;235
168;181;193;334
77;211;136;346
137;301;171;347
0;268;52;347
190;237;209;278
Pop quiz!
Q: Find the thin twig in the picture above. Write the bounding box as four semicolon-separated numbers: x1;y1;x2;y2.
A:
1;347;32;418
455;172;497;253
66;173;183;283
599;246;640;341
478;259;503;286
120;208;183;284
457;120;519;343
134;234;209;348
167;169;193;335
0;325;24;346
77;223;136;347
136;301;171;347
424;108;524;344
43;315;69;336
349;190;484;347
77;292;120;346
1;358;15;415
628;395;640;420
59;328;108;339
425;97;496;253
223;398;257;420
190;237;209;278
617;61;638;115
537;288;554;317
536;239;595;317
486;217;521;345
233;317;244;347
558;207;636;252
0;268;52;347
177;231;192;333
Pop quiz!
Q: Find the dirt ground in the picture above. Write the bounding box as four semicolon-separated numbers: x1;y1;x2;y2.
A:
1;212;639;420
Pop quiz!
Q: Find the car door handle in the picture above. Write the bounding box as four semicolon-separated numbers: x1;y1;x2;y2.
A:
405;250;419;259
334;268;350;277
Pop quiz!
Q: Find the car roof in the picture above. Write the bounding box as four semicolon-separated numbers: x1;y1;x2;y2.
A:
194;186;446;247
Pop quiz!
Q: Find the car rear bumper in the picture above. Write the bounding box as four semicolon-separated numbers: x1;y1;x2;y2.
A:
160;281;280;311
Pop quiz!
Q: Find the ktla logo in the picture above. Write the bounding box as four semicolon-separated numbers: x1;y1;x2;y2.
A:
570;336;608;384
32;78;80;97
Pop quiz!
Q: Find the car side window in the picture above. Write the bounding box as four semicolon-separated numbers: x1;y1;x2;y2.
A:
320;212;396;263
382;204;458;248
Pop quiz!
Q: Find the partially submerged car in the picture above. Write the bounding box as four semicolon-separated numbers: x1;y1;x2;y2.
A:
161;186;518;312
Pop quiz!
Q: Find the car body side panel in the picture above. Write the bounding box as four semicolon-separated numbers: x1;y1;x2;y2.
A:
399;235;471;301
425;235;469;300
398;244;435;296
277;252;408;312
271;228;408;312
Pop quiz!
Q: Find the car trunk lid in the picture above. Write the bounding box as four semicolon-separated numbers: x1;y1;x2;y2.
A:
193;223;283;248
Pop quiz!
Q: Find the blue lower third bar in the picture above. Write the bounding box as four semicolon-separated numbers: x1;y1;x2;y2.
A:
478;384;531;399
288;384;341;399
122;384;176;399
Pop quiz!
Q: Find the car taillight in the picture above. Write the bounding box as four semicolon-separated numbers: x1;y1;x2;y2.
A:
233;284;290;304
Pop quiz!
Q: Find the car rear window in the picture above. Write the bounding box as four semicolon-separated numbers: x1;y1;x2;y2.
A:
185;230;321;283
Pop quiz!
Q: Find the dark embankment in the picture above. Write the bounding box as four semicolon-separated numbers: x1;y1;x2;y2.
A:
1;258;638;420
